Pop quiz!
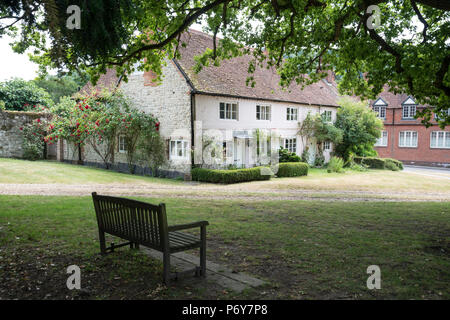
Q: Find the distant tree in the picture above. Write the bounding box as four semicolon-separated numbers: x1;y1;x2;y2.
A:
334;97;384;162
1;1;448;126
33;74;88;104
0;78;53;110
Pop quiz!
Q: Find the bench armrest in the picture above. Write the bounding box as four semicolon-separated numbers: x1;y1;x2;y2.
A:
168;221;209;232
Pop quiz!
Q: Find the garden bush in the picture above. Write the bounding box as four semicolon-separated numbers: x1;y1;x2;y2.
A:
276;162;309;177
21;118;48;161
384;158;403;170
354;156;403;171
279;147;301;163
191;167;272;184
353;156;385;169
327;156;345;173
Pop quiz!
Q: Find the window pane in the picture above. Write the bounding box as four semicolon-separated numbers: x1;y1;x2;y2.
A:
403;107;408;118
412;132;417;146
438;132;444;147
399;132;404;146
183;141;188;157
431;132;437;147
446;132;450;148
170;141;176;155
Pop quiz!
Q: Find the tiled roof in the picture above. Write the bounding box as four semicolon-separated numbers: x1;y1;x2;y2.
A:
79;69;120;95
370;85;425;109
80;29;340;107
175;29;340;107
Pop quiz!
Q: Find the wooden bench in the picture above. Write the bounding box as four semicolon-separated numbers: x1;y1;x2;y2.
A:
92;192;209;284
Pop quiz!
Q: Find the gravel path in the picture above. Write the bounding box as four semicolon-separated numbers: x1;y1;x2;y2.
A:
1;183;448;202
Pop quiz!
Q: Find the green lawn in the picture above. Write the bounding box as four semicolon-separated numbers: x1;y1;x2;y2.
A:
1;158;449;200
1;195;449;299
0;158;181;185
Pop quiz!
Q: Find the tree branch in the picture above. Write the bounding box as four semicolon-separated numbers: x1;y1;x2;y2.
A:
411;0;429;43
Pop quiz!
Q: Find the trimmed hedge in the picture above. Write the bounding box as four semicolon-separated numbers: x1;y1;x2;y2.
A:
384;158;404;170
354;156;403;171
276;162;309;177
191;167;272;184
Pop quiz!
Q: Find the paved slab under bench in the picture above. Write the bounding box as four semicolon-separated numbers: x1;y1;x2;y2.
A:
142;248;265;293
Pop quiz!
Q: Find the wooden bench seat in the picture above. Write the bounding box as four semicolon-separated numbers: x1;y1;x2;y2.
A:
92;192;209;284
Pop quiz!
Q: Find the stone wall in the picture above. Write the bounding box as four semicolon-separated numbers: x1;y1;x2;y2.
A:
0;110;47;158
76;59;193;175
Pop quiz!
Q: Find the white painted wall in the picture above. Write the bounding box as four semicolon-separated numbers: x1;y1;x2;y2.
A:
194;94;337;164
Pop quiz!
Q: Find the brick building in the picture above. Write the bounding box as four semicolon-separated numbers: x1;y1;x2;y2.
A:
371;89;450;167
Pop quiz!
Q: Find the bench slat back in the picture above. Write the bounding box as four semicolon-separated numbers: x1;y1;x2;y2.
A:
92;193;168;250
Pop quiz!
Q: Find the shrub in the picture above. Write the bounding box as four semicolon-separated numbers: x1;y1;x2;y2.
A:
385;161;400;171
385;158;403;170
21;118;48;160
353;156;385;169
348;161;369;172
276;162;309;177
279;147;301;163
314;153;325;167
191;167;272;184
301;148;310;163
327;156;345;173
354;156;403;171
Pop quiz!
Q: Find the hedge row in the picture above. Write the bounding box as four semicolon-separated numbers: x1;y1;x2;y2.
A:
354;156;403;170
276;162;309;177
191;167;272;184
384;158;404;170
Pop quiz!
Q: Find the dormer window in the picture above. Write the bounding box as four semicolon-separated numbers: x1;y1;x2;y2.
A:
372;98;387;119
402;97;417;120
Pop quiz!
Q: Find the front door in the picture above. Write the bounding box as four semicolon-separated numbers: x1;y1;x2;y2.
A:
234;138;246;167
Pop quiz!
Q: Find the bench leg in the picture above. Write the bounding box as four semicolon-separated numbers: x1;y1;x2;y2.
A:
200;226;207;277
163;251;171;285
129;243;140;250
99;229;107;255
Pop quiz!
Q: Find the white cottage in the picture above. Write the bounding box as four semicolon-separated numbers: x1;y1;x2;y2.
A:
66;29;340;178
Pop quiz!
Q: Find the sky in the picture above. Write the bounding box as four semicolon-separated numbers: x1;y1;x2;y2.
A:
0;35;39;81
0;23;204;82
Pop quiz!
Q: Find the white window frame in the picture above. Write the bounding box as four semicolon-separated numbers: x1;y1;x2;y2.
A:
374;131;388;147
373;105;386;119
402;105;416;119
283;138;297;153
323;140;331;151
219;102;238;120
430;131;450;149
256;105;271;121
435;108;450;121
399;131;418;148
322;110;333;122
170;140;189;159
286;107;298;121
118;135;127;153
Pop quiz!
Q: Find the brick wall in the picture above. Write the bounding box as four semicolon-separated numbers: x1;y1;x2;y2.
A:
375;107;450;166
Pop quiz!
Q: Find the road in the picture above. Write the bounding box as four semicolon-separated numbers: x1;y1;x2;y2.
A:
403;165;450;180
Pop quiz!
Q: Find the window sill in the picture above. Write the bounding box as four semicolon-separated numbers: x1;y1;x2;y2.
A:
398;146;418;148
